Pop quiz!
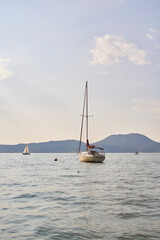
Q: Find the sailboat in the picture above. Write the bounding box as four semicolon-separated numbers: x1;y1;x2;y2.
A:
23;144;30;155
78;81;105;162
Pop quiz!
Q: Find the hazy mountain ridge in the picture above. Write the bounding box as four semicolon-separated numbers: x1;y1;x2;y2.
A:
94;133;160;153
0;140;85;153
0;134;160;153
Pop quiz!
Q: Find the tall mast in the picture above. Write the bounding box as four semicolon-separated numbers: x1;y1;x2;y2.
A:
78;83;86;152
78;81;89;152
86;81;89;151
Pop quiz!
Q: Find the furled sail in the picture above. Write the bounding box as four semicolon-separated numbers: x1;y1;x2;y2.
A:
86;140;104;150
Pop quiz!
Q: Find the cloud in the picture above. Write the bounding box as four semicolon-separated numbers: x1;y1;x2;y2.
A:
147;34;155;40
0;59;13;80
149;28;158;33
90;35;151;66
147;28;159;41
132;98;160;119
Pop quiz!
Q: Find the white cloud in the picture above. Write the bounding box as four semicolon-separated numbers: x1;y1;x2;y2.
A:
90;34;151;66
132;98;160;119
0;59;13;80
147;34;155;40
149;28;158;33
147;28;159;41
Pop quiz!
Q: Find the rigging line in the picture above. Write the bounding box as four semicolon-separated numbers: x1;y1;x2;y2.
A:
88;84;95;143
86;81;88;149
78;82;86;152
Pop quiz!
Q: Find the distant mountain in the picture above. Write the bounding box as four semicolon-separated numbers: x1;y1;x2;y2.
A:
94;133;160;153
0;140;85;153
0;134;160;153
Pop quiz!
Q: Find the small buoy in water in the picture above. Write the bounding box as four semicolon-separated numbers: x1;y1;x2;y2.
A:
54;158;57;161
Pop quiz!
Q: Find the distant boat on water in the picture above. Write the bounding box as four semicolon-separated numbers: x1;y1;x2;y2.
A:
23;144;30;155
135;151;139;155
78;81;105;163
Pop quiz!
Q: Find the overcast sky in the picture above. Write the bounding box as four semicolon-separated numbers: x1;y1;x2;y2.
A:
0;0;160;144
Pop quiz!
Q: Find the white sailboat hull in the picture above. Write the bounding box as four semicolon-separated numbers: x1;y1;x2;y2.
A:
79;152;105;163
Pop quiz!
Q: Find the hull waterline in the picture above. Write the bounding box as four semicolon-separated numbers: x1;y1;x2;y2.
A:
79;152;105;163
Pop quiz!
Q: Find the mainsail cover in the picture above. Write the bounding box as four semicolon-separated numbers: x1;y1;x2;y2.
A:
86;140;104;150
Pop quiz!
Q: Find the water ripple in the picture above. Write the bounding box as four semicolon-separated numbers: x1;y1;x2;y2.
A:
0;153;160;240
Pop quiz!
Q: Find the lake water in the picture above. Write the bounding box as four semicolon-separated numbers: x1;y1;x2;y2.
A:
0;153;160;240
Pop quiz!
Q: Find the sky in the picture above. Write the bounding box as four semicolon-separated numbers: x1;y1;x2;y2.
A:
0;0;160;144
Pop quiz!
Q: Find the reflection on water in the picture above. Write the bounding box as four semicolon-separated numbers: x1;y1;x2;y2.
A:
0;153;160;239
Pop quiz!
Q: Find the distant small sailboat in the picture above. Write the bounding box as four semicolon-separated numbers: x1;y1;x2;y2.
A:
23;144;30;155
78;81;105;163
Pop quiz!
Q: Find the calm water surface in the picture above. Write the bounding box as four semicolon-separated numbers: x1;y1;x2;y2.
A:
0;153;160;240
